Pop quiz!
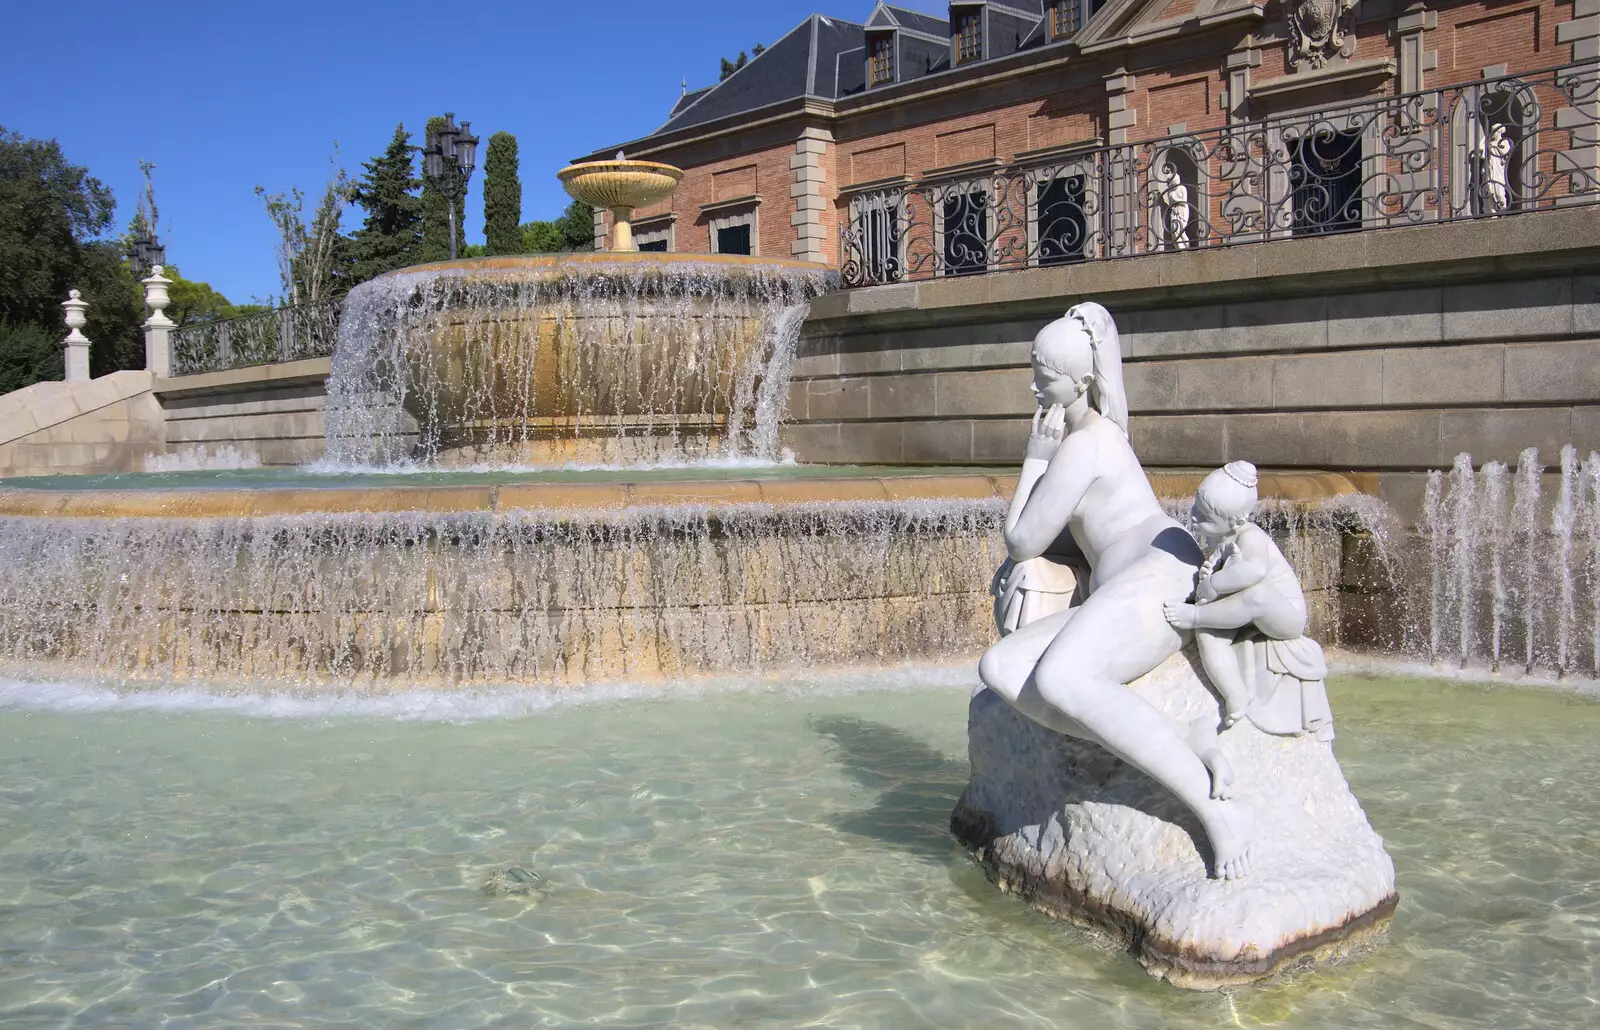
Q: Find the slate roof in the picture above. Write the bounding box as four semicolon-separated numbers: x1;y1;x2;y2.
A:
614;2;1085;150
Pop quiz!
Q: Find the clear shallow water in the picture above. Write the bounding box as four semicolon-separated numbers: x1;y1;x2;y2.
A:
0;464;1003;492
0;673;1596;1028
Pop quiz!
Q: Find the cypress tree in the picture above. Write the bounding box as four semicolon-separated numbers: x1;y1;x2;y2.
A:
420;115;466;262
349;124;423;284
483;131;523;256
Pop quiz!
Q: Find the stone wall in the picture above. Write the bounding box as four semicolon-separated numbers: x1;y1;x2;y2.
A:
154;358;334;468
0;372;165;477
786;206;1600;521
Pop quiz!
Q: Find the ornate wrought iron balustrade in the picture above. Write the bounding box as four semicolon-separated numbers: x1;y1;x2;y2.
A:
840;61;1600;287
171;302;342;376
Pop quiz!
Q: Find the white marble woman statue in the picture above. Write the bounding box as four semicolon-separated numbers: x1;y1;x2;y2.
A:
1156;161;1192;250
978;303;1254;879
1477;122;1512;214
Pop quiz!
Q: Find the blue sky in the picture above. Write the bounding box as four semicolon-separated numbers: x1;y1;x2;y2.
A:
3;1;942;305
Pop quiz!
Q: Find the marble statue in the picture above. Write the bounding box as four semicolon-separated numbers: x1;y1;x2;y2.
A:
975;302;1251;879
1478;122;1513;214
957;304;1396;987
1162;461;1335;741
1155;161;1192;250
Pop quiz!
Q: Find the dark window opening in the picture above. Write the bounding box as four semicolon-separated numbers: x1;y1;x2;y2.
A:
637;239;669;252
716;223;753;255
870;35;895;86
942;191;988;275
954;10;983;65
1290;129;1362;236
1049;0;1103;40
859;205;902;283
1037;175;1088;266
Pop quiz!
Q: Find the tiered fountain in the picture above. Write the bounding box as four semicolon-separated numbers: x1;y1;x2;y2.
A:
0;160;1596;1022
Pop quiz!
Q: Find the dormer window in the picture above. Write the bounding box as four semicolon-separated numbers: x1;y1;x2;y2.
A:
869;34;895;86
1049;0;1103;41
954;9;983;65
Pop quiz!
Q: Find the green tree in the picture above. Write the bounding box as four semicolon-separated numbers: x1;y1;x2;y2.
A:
719;44;764;81
349;124;423;285
420;115;466;262
0;127;115;329
519;200;594;254
256;154;355;308
0;127;144;388
483;131;523;256
0;323;61;394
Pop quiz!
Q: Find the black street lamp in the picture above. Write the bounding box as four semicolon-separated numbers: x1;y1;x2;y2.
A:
421;112;479;260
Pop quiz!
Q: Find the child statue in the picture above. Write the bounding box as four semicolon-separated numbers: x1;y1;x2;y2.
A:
1162;462;1335;741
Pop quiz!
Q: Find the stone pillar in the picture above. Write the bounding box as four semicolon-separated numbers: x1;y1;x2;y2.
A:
790;126;833;264
1557;0;1600;194
61;289;91;383
1396;5;1439;98
1222;47;1259;124
142;265;174;379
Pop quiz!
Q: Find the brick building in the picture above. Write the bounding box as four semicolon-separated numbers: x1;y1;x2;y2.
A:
579;0;1599;278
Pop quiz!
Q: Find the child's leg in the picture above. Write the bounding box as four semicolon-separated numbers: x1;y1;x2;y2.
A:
1184;585;1276;631
1196;627;1251;725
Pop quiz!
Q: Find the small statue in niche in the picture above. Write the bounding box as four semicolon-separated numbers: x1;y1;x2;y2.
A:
1163;462;1335;741
1154;161;1192;251
1476;122;1514;214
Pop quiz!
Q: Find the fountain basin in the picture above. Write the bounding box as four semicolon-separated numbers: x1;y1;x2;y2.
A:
330;253;833;467
0;470;1364;691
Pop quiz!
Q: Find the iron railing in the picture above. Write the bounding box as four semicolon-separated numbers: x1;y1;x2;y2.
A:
171;302;342;376
840;62;1600;287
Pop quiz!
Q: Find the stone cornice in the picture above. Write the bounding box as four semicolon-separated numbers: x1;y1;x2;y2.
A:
700;194;762;217
1247;58;1398;102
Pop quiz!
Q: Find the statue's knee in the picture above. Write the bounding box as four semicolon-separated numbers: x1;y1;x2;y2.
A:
977;647;1016;699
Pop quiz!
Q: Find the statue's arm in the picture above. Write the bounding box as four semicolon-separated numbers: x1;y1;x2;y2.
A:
1206;528;1272;595
1004;434;1096;562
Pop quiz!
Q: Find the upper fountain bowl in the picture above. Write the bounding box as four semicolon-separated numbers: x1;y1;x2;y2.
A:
559;161;683;215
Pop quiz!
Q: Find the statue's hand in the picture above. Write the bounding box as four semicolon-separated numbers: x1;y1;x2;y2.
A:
1025;404;1066;462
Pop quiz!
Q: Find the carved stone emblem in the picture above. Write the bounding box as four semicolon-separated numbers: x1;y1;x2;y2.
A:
1288;0;1359;69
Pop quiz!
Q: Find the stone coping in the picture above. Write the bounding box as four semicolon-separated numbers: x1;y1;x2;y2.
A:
154;357;332;398
0;470;1363;519
387;251;829;278
810;206;1600;330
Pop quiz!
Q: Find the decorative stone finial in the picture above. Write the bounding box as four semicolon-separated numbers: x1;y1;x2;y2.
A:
142;265;174;329
61;288;91;383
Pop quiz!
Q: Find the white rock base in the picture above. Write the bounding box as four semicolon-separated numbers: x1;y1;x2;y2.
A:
952;649;1397;989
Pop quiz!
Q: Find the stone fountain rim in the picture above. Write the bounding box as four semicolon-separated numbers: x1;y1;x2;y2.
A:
374;251;832;282
557;159;685;183
0;471;1365;520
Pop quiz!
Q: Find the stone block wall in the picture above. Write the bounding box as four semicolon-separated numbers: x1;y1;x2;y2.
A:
155;358;334;468
0;371;165;477
787;207;1600;522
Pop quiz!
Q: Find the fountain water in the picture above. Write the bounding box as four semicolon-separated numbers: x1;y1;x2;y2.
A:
1417;447;1600;677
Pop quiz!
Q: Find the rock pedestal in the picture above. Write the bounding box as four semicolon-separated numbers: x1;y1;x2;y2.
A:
952;650;1396;989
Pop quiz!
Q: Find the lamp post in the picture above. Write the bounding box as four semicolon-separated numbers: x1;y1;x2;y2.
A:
422;112;479;260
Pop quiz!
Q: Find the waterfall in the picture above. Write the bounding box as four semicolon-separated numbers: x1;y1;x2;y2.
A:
322;260;832;469
1512;448;1542;672
0;500;1003;690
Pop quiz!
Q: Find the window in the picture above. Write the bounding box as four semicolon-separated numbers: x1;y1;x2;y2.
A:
1049;0;1103;40
941;189;988;275
869;34;895;86
1037;175;1087;266
852;196;902;283
716;223;752;255
954;9;983;65
1289;129;1362;236
637;239;669;252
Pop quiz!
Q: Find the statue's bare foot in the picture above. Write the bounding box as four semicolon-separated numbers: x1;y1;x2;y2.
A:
1199;746;1234;800
1163;601;1199;630
1202;802;1255;881
1186;718;1235;800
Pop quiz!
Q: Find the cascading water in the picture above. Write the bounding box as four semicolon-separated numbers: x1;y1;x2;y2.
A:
0;499;1003;690
1419;447;1600;677
322;255;834;469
